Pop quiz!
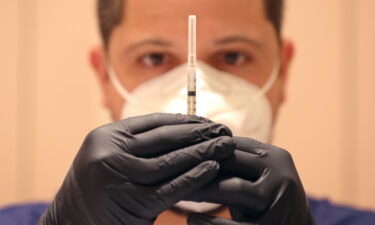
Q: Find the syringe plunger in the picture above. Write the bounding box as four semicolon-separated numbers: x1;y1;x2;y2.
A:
188;15;196;66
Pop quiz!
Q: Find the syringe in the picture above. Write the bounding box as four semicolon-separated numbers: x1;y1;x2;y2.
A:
187;15;197;115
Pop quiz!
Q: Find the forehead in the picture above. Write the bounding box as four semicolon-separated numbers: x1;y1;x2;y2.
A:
115;0;271;44
124;0;266;22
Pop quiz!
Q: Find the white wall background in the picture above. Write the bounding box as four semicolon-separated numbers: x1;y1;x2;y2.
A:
1;0;374;210
274;0;375;209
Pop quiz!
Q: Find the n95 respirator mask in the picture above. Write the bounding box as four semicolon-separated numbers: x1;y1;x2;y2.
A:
109;61;278;143
107;61;279;213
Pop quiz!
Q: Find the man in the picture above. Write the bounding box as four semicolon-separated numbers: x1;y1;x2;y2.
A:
1;0;375;224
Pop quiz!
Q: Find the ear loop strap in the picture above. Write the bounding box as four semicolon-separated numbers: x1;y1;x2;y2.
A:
252;60;281;101
106;64;137;104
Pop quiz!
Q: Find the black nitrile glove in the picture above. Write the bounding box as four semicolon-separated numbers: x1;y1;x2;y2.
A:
38;113;235;225
187;137;316;225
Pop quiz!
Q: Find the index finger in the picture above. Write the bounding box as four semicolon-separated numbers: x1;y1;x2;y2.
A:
234;137;280;153
122;113;212;134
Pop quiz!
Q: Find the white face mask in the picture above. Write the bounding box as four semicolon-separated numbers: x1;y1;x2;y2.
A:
107;61;279;213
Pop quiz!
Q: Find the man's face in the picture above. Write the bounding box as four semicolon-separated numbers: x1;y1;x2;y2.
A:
90;0;294;123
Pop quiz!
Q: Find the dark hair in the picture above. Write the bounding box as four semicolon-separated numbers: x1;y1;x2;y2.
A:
97;0;284;47
264;0;284;36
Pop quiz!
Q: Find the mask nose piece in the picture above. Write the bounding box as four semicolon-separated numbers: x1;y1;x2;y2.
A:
196;62;232;96
159;66;188;97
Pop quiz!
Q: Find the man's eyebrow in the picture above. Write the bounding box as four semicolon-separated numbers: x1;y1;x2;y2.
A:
215;35;262;48
126;39;173;53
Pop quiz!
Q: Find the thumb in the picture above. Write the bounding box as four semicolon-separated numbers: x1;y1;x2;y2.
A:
188;214;250;225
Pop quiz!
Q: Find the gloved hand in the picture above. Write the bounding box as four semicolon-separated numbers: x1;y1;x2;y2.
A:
38;113;235;225
187;137;316;225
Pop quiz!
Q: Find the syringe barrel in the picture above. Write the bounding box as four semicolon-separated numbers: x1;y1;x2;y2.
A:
187;67;196;115
187;15;197;115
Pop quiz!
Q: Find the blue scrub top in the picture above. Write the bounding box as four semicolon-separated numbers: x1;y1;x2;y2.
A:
1;198;374;225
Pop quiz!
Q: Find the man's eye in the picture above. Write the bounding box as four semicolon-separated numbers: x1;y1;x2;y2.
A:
223;52;249;65
141;53;168;67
